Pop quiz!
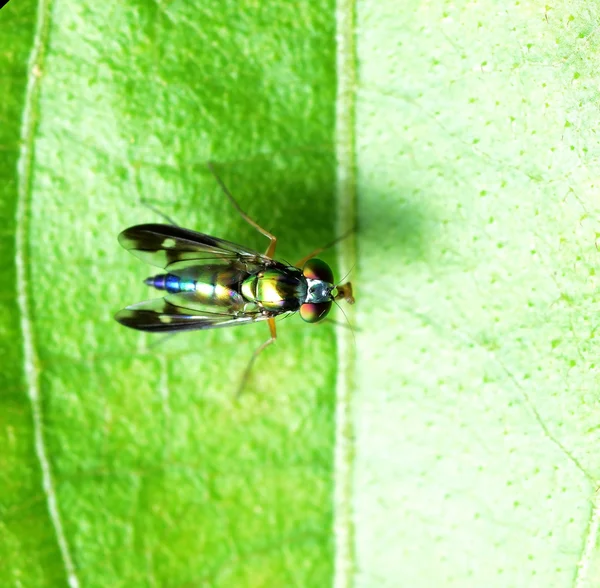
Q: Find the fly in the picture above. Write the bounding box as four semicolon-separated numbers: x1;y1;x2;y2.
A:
115;163;354;396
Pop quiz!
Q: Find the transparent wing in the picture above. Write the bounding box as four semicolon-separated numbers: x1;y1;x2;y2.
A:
115;298;272;333
118;223;272;271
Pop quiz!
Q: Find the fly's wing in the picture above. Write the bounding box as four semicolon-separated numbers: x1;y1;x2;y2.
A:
115;298;272;333
116;224;293;331
118;223;277;272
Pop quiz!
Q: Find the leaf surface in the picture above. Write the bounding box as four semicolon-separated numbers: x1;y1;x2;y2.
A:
354;2;600;586
1;1;339;585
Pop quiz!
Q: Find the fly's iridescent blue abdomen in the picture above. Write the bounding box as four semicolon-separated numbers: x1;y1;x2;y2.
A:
145;266;250;310
145;274;195;293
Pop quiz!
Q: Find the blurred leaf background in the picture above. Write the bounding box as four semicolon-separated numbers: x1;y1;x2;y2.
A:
3;0;600;587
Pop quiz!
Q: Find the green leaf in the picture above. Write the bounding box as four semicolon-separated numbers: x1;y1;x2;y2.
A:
2;1;340;586
354;1;600;586
1;2;73;586
5;0;600;586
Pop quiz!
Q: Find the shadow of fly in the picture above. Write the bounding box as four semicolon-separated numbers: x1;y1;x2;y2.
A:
115;163;354;396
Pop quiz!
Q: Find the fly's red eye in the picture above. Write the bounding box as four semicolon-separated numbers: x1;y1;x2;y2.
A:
302;258;334;283
300;301;332;323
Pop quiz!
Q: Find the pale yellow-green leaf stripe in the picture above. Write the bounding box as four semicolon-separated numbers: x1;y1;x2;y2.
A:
15;0;80;585
334;0;358;587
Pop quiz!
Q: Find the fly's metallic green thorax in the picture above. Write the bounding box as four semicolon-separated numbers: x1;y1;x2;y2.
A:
241;268;308;312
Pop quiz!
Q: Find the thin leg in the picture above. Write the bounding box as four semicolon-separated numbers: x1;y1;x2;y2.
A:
236;317;277;398
207;162;277;258
293;226;356;267
141;198;179;226
146;332;178;349
321;317;360;331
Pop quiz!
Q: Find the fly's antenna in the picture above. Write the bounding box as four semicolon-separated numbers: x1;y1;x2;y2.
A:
332;298;356;347
334;281;355;305
333;266;355;305
334;264;355;288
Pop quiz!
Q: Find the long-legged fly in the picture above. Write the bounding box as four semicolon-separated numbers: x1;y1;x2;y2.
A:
115;163;354;395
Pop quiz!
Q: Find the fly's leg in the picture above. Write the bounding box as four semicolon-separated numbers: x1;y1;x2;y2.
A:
146;332;178;349
293;226;356;267
130;160;180;226
321;317;360;331
140;199;179;227
207;162;277;258
236;317;277;398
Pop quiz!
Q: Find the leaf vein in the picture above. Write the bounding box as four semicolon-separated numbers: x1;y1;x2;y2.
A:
15;0;80;586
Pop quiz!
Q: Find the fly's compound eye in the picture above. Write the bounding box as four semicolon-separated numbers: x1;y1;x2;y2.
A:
300;301;332;323
302;258;334;284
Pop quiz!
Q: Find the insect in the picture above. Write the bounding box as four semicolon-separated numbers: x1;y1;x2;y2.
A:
115;163;354;395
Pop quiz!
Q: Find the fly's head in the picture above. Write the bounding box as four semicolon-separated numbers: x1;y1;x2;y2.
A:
299;259;354;323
